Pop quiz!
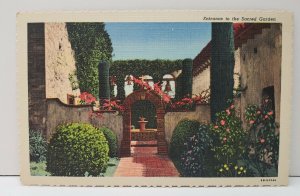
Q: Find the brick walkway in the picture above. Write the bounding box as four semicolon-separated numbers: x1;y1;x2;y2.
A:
114;146;179;177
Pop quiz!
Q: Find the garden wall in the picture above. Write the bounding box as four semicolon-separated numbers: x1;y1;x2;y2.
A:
164;104;210;144
239;24;281;125
46;99;123;146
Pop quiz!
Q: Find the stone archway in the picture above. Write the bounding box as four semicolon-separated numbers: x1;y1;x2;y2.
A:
120;90;168;157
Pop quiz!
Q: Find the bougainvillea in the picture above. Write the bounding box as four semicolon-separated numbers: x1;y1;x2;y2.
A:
79;92;96;105
100;99;125;114
132;76;171;104
245;97;279;176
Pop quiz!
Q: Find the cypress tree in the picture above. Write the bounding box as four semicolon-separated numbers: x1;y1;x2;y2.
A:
210;23;235;122
98;61;110;100
181;58;193;98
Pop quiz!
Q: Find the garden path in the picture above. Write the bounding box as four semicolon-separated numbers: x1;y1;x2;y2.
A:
114;146;179;177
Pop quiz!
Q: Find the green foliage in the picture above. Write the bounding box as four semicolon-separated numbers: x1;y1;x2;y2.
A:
217;163;253;177
179;124;215;177
181;58;193;98
68;71;79;91
111;59;182;99
131;100;157;129
46;123;109;176
245;98;279;176
67;23;113;98
98;61;110;99
211;100;247;165
30;161;51;176
210;23;235;122
169;119;200;160
99;127;118;157
29;130;47;162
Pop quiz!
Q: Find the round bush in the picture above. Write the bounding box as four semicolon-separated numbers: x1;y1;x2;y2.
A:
180;124;214;177
46;123;109;176
169;119;200;160
99;127;118;157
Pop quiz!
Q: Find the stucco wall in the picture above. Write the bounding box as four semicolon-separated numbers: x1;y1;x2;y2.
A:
239;24;282;125
46;99;123;146
90;113;123;147
164;104;210;144
45;23;80;104
192;67;210;95
192;49;241;96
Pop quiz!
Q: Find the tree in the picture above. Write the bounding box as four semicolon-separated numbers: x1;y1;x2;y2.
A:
98;61;110;100
181;58;193;98
210;23;235;122
67;23;113;98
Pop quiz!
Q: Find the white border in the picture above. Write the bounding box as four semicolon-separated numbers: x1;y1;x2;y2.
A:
17;10;293;187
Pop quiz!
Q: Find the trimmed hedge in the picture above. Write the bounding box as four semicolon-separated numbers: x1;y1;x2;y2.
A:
169;119;200;160
46;123;109;176
99;127;118;157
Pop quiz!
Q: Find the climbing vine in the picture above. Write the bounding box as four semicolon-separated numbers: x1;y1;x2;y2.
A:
110;59;183;99
67;23;113;98
110;59;183;80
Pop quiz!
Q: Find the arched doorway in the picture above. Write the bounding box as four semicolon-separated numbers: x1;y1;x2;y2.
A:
120;90;168;157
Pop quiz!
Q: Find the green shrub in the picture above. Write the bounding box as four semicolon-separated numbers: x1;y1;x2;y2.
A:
29;130;47;162
99;127;118;157
245;97;279;176
210;101;247;165
169;119;200;160
179;124;215;177
46;123;109;176
30;161;51;176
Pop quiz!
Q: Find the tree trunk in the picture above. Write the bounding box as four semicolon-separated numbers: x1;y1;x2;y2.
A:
210;23;235;122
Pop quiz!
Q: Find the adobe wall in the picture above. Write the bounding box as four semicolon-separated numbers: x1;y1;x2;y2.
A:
192;49;241;96
45;23;80;103
164;104;210;144
192;67;210;95
46;99;123;146
239;24;282;125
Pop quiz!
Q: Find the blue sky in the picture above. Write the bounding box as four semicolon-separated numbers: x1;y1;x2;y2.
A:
105;22;211;60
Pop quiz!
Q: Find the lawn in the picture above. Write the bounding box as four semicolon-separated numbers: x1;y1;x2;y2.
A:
30;157;120;177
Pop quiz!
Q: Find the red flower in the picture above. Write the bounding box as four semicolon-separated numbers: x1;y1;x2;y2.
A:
223;137;227;142
264;115;269;119
268;111;273;116
249;120;255;124
214;125;219;129
260;138;265;144
226;109;231;115
257;110;261;115
220;120;226;126
230;104;235;109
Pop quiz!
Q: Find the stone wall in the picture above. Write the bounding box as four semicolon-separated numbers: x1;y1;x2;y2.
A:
239;24;282;125
28;23;47;133
45;23;80;103
164;104;210;144
46;99;123;146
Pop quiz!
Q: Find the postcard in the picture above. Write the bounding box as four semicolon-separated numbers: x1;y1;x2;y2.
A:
18;10;293;187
